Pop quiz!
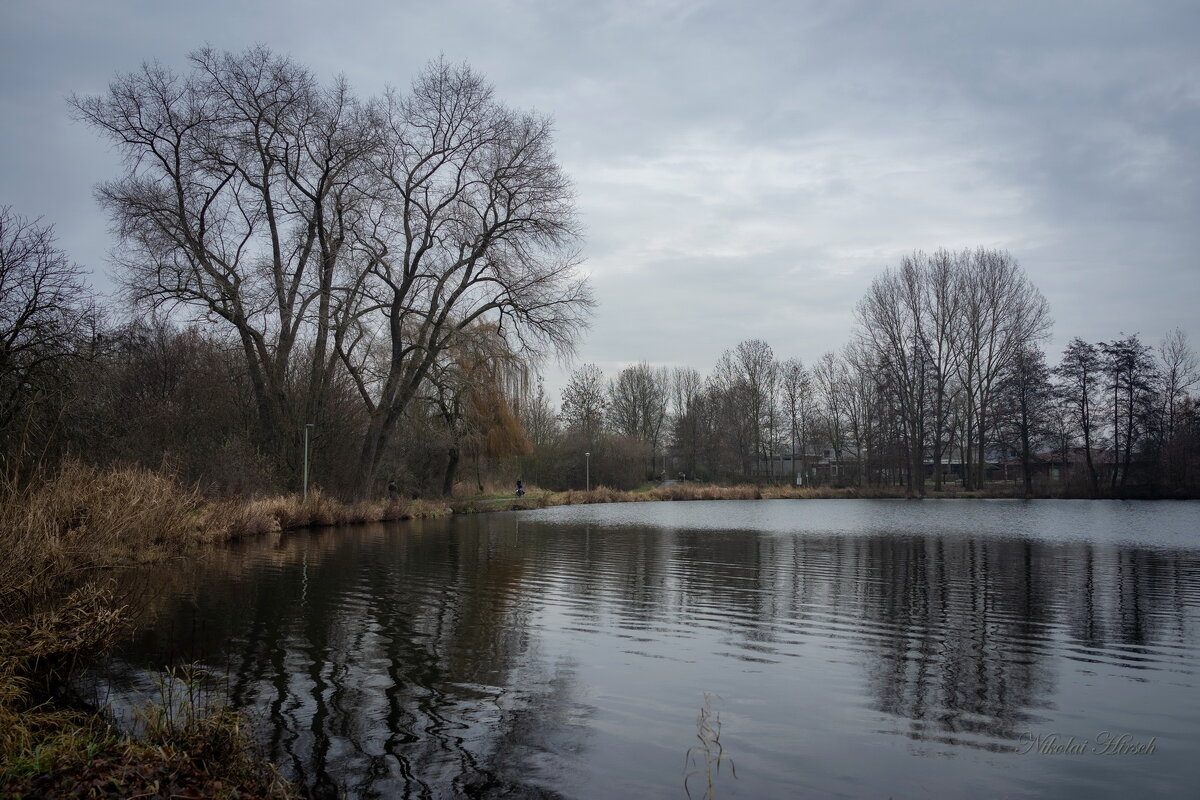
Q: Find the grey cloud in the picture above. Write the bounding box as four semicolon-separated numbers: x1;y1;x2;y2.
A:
1;0;1196;398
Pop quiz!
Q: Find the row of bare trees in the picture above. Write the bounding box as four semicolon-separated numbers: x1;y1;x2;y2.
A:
854;248;1051;492
0;291;538;498
523;250;1197;496
4;47;1195;498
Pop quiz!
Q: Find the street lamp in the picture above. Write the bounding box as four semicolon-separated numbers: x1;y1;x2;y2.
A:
303;423;315;502
585;451;590;492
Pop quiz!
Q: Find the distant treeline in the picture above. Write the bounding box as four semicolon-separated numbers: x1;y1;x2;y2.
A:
526;250;1198;497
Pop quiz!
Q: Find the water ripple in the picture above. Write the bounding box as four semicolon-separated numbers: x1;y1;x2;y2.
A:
86;500;1200;799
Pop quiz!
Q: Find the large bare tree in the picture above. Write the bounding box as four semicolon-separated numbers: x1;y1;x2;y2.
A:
779;357;812;485
951;248;1050;488
72;46;376;477
855;259;928;494
339;60;590;494
920;249;962;490
856;247;1049;492
75;49;590;495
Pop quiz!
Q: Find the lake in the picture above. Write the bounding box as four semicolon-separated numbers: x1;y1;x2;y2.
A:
91;499;1200;798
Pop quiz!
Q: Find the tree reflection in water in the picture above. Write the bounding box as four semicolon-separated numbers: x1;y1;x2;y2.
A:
93;502;1200;798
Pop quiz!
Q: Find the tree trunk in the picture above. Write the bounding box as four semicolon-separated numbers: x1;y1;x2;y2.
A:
1020;402;1033;498
442;446;460;496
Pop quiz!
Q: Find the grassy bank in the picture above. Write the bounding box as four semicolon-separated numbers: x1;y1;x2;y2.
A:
449;481;1013;511
0;460;450;798
1;613;294;798
0;460;451;619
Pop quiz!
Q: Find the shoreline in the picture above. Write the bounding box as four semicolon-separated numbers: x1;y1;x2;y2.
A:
447;483;1196;514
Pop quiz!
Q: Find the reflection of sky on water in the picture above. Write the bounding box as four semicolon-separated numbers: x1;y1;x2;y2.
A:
92;500;1200;799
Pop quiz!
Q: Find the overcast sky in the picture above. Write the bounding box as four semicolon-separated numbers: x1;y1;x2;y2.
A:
2;0;1197;399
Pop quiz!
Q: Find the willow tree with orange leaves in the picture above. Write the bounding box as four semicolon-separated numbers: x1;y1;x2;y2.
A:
426;325;533;495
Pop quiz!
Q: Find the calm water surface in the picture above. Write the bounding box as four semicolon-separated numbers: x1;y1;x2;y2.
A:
94;500;1200;798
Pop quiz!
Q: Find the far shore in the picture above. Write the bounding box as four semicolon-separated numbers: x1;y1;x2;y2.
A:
442;481;1194;516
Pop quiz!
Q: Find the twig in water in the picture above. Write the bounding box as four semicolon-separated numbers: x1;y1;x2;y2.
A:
684;692;737;800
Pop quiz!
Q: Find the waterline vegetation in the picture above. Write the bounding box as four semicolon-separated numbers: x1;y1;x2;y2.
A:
0;460;448;796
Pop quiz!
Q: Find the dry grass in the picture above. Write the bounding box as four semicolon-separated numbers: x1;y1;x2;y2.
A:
530;483;915;507
0;460;452;797
2;583;293;797
444;483;884;511
0;458;452;620
216;490;449;538
0;460;210;620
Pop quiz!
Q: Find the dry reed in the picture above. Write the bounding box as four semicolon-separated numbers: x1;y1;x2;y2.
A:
533;483;914;507
0;460;208;620
0;460;449;795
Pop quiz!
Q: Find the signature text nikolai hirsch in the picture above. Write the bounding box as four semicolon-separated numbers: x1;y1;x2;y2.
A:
1018;731;1157;756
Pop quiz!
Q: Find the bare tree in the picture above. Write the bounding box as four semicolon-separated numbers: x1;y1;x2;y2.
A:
668;366;703;478
779;357;812;485
994;344;1052;497
706;340;777;478
1056;338;1103;495
952;248;1051;488
813;351;849;485
1157;329;1197;484
75;50;591;496
1100;333;1157;490
855;260;927;494
841;341;877;487
516;379;561;489
733;339;777;478
522;380;561;450
560;363;607;444
72;46;376;476
921;249;962;490
341;59;591;495
0;207;94;458
607;362;670;476
709;349;750;477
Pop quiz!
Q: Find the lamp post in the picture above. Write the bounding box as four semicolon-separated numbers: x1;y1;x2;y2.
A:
303;423;314;502
585;451;590;492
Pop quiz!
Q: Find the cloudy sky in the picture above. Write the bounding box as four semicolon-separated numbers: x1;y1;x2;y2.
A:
2;0;1197;398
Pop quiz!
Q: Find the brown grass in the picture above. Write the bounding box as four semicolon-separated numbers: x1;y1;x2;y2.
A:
525;483;917;507
216;490;449;537
0;458;453;621
441;480;1029;515
443;483;913;512
0;460;453;796
0;461;209;620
